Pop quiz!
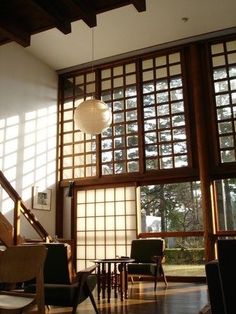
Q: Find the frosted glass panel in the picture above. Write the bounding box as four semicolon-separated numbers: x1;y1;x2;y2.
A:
86;217;95;231
77;231;86;244
106;231;115;244
106;188;115;201
96;217;105;230
77;204;85;216
116;246;127;257
77;217;85;229
106;216;115;229
96;189;105;202
96;246;105;259
126;187;136;200
96;231;105;244
86;203;95;216
96;203;104;216
86;246;95;259
86;231;95;244
126;216;136;229
116;216;125;229
77;246;85;259
76;186;137;267
87;190;95;202
106;246;116;258
115;187;125;199
106;202;115;215
77;191;86;203
116;201;125;215
126;201;136;214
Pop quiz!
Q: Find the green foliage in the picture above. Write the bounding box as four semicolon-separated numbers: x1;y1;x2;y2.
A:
140;182;203;232
165;248;205;265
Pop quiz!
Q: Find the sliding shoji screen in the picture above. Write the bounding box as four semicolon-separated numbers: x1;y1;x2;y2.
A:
76;186;137;270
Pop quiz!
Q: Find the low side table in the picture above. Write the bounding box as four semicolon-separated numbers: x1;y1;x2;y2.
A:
93;258;134;303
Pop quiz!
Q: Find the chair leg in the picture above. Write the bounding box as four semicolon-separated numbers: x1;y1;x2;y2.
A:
84;281;99;314
154;276;157;290
160;265;168;286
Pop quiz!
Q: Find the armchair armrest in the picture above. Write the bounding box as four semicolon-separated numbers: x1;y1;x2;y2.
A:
151;255;164;264
75;265;98;314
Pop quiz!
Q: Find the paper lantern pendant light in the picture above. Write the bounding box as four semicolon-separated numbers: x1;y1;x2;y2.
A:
74;99;112;135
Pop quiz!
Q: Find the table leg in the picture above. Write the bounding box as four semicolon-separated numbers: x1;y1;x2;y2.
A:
124;263;128;298
107;262;111;303
114;263;118;298
119;263;125;301
102;263;106;299
97;263;101;301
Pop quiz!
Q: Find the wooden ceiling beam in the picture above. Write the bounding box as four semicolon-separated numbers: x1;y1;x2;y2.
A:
0;20;30;47
31;0;71;34
131;0;146;12
72;0;97;28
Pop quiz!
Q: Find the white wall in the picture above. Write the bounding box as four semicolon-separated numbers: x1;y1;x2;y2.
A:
0;42;58;240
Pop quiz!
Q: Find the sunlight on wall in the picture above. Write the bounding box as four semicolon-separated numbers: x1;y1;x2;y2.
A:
0;116;19;215
0;105;57;215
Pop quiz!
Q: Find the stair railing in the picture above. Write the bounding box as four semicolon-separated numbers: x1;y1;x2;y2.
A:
0;170;53;245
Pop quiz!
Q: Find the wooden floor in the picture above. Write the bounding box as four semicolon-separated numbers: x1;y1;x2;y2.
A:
32;281;208;314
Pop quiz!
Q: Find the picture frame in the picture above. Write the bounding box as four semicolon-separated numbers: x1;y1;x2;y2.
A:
32;186;52;211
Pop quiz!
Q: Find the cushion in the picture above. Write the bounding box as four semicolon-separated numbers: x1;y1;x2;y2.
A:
128;263;159;276
25;274;97;307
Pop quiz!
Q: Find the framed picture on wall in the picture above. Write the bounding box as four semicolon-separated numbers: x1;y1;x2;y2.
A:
32;186;52;211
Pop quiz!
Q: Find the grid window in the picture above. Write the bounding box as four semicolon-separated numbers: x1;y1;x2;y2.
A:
58;73;97;180
211;39;236;163
101;63;139;175
76;186;137;270
142;52;189;170
59;50;191;180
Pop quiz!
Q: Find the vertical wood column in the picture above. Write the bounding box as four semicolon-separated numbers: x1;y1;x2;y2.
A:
190;44;215;261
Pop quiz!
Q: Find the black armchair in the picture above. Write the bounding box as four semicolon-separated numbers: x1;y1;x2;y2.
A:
127;238;167;289
25;243;98;314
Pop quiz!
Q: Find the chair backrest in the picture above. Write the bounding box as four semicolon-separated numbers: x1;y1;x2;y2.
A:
130;238;165;263
0;245;47;312
0;245;47;283
43;243;75;284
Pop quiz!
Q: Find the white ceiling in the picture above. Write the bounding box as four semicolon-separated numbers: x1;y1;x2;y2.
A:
26;0;236;72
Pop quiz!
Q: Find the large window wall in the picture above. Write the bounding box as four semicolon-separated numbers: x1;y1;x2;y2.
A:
58;34;236;276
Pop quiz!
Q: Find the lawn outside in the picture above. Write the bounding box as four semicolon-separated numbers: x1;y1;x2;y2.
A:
164;264;205;277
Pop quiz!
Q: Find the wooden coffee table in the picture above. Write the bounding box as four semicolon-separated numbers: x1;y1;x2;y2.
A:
93;258;134;303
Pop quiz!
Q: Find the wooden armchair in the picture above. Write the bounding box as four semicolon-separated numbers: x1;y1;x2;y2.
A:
0;245;47;313
127;238;167;289
25;243;98;314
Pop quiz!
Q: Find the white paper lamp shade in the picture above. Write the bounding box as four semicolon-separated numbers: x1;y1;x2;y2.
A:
74;99;112;135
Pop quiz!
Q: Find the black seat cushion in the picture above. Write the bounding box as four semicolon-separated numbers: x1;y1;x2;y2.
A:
128;263;157;276
25;274;97;307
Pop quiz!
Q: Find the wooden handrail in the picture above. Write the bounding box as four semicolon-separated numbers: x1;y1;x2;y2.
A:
0;170;53;245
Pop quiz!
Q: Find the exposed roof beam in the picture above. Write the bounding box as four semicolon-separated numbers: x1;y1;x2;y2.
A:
31;0;71;34
72;0;97;28
131;0;146;12
0;20;30;47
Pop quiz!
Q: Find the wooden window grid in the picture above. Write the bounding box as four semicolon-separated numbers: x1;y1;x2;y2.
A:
211;39;236;163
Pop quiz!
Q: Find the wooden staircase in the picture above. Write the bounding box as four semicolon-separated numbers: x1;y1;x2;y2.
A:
0;170;53;246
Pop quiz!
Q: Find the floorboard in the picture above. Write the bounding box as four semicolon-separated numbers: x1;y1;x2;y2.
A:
29;281;208;314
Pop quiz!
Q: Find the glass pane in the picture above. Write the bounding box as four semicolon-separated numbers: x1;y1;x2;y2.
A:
214;178;236;231
164;236;205;277
139;182;203;232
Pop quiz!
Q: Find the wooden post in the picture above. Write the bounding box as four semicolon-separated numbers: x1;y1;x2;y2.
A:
190;43;215;261
14;200;21;245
